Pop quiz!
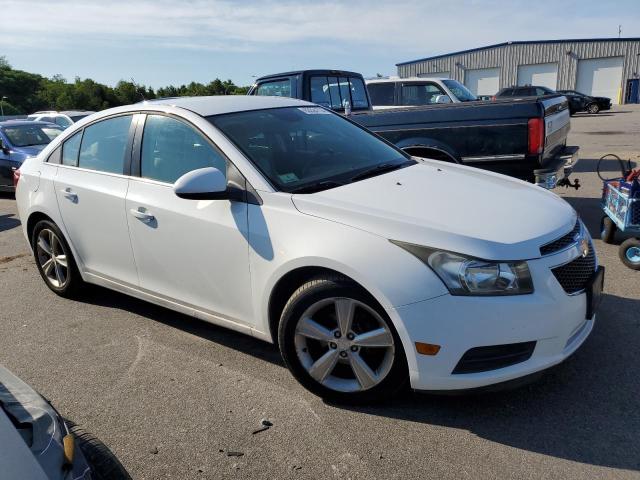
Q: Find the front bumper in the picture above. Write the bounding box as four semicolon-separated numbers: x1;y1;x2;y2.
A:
387;242;596;391
534;145;579;189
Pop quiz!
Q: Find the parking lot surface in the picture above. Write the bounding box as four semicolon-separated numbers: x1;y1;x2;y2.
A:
1;106;639;480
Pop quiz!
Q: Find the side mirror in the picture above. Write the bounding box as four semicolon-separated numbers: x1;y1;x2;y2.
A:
174;167;229;200
434;95;452;104
0;138;9;155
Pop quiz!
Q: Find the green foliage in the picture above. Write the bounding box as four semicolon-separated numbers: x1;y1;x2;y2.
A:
0;59;249;115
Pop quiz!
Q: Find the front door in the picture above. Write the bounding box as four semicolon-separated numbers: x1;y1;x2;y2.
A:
125;114;252;325
53;115;139;285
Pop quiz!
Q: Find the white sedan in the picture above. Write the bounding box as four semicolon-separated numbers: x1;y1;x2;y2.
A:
15;96;603;402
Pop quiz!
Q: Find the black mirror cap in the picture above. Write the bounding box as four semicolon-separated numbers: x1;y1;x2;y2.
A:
175;186;245;201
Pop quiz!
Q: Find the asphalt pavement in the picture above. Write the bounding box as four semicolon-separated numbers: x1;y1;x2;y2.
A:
0;105;639;479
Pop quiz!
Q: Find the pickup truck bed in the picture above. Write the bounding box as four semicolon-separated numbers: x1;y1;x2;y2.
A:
248;70;579;189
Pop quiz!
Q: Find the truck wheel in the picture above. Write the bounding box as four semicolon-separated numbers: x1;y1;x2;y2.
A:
588;103;600;114
600;216;617;244
619;238;640;270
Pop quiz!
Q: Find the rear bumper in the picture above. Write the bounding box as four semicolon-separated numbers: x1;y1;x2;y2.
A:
534;145;579;189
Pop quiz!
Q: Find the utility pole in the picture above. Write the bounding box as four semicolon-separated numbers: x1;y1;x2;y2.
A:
0;96;7;118
619;25;622;38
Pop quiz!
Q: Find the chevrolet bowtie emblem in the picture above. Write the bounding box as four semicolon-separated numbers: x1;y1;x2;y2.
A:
579;238;589;258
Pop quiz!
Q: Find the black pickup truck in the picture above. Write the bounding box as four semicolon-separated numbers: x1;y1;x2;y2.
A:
248;70;580;189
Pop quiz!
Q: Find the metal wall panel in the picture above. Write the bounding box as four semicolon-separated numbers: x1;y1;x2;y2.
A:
397;40;640;103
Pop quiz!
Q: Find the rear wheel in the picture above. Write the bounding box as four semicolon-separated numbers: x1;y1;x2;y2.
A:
600;215;617;244
32;220;84;297
588;103;600;114
278;275;408;403
619;238;640;270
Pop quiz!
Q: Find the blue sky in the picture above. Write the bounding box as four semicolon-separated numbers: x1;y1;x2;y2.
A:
3;0;640;88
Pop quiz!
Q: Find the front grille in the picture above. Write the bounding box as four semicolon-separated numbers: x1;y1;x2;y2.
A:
551;244;596;294
540;219;580;256
453;342;536;374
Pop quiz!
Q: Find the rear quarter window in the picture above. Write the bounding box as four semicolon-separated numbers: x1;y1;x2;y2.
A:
368;83;395;106
256;79;292;97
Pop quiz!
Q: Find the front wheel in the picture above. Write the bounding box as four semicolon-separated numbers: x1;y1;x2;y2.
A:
588;103;600;114
278;275;408;403
600;215;617;244
619;238;640;270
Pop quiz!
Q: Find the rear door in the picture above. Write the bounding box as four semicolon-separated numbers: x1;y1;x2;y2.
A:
53;114;139;285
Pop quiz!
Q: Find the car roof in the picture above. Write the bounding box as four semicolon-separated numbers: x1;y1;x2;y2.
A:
255;70;363;82
59;110;95;115
143;95;312;116
366;77;448;84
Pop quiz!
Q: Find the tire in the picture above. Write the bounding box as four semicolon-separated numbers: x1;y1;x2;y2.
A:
66;420;132;480
588;103;600;114
32;219;84;297
619;238;640;270
278;275;408;404
600;215;617;244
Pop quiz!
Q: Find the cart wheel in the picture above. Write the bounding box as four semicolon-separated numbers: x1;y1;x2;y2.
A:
619;238;640;270
600;215;617;244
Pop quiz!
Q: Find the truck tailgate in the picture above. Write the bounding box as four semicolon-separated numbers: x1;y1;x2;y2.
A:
541;95;571;164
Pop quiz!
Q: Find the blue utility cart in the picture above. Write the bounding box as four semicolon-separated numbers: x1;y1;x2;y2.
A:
600;179;640;269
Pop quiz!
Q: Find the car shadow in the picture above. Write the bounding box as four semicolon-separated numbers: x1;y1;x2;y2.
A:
0;213;21;232
340;292;640;472
573;157;637;176
76;285;284;367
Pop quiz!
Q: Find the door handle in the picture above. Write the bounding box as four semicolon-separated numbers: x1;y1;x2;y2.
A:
60;188;77;201
130;208;155;223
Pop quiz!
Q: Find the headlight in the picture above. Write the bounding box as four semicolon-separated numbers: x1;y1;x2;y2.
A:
391;241;534;296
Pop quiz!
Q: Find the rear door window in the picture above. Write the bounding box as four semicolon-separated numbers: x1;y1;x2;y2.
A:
78;115;133;174
401;83;447;105
367;83;395;106
62;131;82;166
256;79;292;97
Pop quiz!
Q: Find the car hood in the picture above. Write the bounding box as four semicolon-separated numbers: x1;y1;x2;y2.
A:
292;161;576;260
0;366;90;480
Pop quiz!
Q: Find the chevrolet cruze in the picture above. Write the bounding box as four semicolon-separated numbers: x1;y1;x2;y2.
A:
15;96;604;402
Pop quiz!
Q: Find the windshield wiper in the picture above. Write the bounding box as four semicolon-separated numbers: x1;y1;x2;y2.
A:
289;181;344;194
349;160;413;183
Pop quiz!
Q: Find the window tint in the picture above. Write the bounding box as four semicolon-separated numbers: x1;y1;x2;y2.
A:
256;79;291;97
141;115;226;184
310;76;332;107
62;131;82;166
348;77;369;108
209;107;409;193
311;75;370;110
78;115;132;174
367;83;395;106
401;83;446;105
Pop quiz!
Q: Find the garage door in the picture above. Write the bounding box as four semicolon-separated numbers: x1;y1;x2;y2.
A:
576;57;624;104
464;68;500;96
517;63;558;89
418;71;451;79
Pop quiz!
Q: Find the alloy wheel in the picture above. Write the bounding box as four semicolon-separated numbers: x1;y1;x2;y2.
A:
293;297;395;392
36;228;69;288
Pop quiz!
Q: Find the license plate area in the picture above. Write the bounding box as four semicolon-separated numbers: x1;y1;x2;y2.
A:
585;266;605;319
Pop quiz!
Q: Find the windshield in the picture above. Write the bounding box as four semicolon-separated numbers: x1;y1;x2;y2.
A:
442;80;477;102
209;107;411;192
2;124;63;147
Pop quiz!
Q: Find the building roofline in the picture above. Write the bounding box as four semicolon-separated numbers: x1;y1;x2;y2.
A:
396;37;640;66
